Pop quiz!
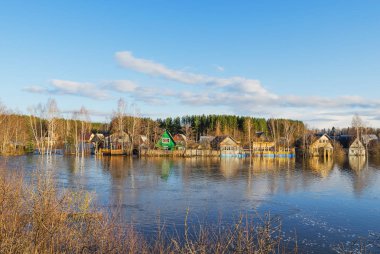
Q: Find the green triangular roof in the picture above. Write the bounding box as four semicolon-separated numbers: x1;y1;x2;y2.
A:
155;129;176;150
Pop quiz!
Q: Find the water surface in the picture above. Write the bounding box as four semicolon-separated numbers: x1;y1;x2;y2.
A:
1;155;380;253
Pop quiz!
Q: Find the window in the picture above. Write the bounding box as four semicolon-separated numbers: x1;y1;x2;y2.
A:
162;138;170;144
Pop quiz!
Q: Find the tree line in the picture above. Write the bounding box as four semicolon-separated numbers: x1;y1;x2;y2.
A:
0;98;307;155
157;115;305;147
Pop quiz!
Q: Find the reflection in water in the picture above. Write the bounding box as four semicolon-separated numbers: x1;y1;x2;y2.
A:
348;156;371;195
160;159;173;180
2;155;380;252
219;158;241;178
307;157;334;178
251;157;296;172
348;156;366;172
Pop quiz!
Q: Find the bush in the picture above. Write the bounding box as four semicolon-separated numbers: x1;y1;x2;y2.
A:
333;141;346;158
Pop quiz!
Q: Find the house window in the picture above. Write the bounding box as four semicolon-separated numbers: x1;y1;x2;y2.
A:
162;138;170;144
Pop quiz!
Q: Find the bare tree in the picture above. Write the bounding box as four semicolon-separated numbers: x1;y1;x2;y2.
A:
129;103;141;153
283;120;295;151
28;103;47;154
46;99;60;155
268;119;278;152
244;118;254;153
113;98;127;151
71;107;91;157
352;113;364;139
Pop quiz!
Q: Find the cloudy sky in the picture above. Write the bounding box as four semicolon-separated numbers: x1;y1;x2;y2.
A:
1;1;380;128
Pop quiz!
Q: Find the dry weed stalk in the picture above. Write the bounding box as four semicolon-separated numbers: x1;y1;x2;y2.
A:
0;170;296;253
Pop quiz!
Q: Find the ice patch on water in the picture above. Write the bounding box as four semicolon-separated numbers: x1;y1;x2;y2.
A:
287;212;380;253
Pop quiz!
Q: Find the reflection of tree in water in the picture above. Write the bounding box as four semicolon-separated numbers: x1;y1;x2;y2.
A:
99;156;135;213
100;156;132;180
307;157;334;178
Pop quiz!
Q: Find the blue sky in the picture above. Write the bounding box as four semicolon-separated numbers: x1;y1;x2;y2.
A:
1;1;380;127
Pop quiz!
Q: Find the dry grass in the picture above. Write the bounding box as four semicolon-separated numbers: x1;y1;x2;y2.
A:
0;170;295;254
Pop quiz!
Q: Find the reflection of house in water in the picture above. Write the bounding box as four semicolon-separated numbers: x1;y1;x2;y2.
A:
250;157;295;172
348;156;366;171
100;156;132;177
349;138;366;157
160;159;174;180
307;157;334;178
219;158;241;178
348;156;370;195
308;134;333;158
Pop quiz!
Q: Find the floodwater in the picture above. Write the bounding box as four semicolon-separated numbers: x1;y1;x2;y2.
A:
1;155;380;253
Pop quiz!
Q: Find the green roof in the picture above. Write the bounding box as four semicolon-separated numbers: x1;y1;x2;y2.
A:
155;130;176;150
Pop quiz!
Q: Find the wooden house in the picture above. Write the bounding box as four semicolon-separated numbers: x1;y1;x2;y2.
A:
308;134;333;158
362;134;378;146
198;136;215;149
155;130;176;150
349;137;366;156
100;131;131;155
252;141;275;152
173;134;187;150
135;135;149;149
210;136;241;156
89;133;105;154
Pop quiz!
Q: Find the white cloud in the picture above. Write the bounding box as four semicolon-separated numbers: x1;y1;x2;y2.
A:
216;65;224;72
115;51;277;99
24;79;110;100
113;51;380;127
23;85;48;93
106;80;138;92
22;51;380;128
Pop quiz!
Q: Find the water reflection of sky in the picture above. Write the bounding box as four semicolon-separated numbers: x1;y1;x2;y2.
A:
1;156;380;253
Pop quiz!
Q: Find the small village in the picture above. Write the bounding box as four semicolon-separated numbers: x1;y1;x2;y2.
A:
83;128;377;160
0;100;378;160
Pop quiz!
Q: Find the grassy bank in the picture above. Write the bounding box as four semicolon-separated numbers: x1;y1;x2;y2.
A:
0;170;297;254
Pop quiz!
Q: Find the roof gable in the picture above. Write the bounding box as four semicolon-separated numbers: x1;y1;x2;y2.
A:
155;130;176;150
350;138;365;149
211;136;238;147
